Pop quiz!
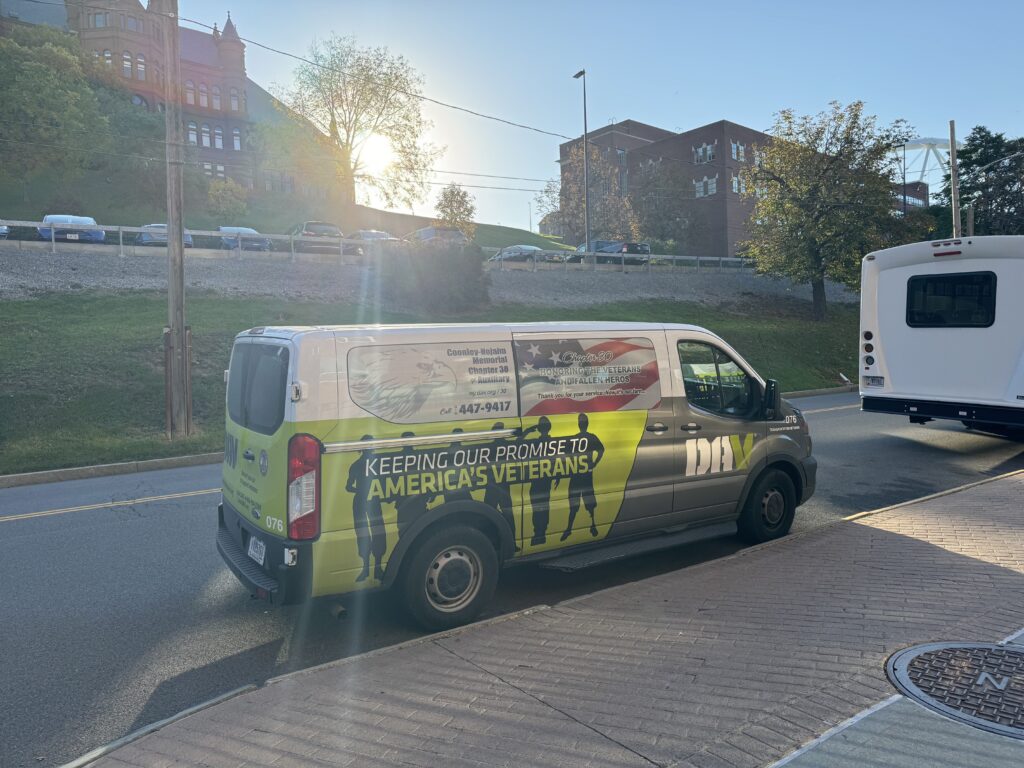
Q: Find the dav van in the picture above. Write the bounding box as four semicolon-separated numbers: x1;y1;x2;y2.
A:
218;322;816;628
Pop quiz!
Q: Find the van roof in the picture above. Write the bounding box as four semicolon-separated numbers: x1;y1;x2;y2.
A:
237;321;715;341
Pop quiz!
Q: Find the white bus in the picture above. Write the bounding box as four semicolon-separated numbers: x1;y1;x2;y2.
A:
860;235;1024;435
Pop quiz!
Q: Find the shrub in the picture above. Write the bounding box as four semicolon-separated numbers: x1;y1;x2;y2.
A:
378;242;490;314
207;178;248;222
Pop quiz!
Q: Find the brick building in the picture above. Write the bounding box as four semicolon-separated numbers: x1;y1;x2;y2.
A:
559;118;768;258
4;0;315;194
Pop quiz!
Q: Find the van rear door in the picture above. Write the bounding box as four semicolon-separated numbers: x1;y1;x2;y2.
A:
223;337;292;541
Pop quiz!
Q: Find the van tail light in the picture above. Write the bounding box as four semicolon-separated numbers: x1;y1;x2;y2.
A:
287;434;321;540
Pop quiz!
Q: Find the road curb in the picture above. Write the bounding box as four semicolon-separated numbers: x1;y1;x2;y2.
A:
0;452;223;490
784;384;858;398
59;684;256;768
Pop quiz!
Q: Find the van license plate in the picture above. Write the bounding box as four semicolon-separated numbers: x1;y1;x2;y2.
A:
247;536;266;566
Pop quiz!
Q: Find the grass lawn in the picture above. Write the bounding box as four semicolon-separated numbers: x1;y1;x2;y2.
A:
0;292;857;475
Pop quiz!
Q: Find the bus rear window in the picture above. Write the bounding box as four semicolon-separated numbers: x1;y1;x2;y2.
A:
227;342;289;435
906;271;996;328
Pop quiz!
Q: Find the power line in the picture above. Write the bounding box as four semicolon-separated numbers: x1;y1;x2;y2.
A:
16;0;573;140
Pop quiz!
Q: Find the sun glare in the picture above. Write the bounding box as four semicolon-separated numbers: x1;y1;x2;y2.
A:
361;134;396;177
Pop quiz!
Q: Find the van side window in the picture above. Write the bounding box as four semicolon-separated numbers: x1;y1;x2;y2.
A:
227;343;289;435
348;342;518;424
678;341;756;417
906;271;996;328
515;336;661;415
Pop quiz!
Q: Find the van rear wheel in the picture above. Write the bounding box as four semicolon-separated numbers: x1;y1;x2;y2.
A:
401;525;498;631
737;469;796;543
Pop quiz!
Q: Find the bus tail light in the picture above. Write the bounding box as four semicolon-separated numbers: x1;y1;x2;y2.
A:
287;434;321;540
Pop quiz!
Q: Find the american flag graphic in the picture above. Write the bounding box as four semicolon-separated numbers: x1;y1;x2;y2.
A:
516;337;661;416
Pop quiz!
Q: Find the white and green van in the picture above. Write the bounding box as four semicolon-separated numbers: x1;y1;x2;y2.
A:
218;322;816;628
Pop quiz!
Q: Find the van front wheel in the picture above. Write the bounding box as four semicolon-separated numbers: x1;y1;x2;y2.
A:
737;469;796;543
401;525;498;631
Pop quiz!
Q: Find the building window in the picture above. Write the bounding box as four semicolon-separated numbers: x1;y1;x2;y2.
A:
93;12;110;27
694;179;704;198
136;54;145;81
199;83;208;108
103;50;112;67
211;86;221;110
732;175;740;193
739;177;747;194
126;15;140;32
122;51;132;78
185;81;195;106
187;122;198;145
738;144;745;161
707;143;716;162
201;124;211;148
229;87;239;111
131;94;148;107
215;164;226;179
202;162;213;177
708;175;717;195
232;128;241;151
214;126;223;149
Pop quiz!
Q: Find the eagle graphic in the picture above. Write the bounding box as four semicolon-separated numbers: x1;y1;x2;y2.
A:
349;347;459;422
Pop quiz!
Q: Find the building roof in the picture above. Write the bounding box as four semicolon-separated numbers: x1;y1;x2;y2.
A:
179;27;221;67
221;12;240;41
245;78;289;126
1;0;68;28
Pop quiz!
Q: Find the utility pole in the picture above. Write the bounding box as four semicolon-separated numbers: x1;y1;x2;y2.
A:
949;120;962;238
573;70;590;252
157;0;191;437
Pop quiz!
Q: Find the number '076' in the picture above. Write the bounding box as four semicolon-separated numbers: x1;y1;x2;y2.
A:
265;517;284;533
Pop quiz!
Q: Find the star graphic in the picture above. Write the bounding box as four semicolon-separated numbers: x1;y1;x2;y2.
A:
549;350;561;364
527;343;541;358
523;361;535;371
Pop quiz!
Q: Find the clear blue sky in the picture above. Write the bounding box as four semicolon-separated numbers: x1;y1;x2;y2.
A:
182;0;1024;232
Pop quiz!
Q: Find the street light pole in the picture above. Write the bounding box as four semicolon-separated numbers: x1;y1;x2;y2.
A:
573;69;590;253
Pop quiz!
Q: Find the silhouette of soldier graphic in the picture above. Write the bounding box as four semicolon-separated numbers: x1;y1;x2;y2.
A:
395;431;434;538
443;427;473;503
484;422;519;551
561;413;605;540
346;435;386;583
522;416;558;545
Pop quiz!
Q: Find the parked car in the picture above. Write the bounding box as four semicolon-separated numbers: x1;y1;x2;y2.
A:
0;224;8;240
350;229;396;243
489;244;544;262
37;214;105;243
219;226;272;252
285;221;344;253
135;224;193;248
405;226;470;246
566;240;650;265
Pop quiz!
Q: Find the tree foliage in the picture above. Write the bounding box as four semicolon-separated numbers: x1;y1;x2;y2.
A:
539;143;637;247
279;35;440;209
207;178;249;221
435;183;476;238
628;159;701;249
740;101;913;320
939;126;1024;236
0;24;109;184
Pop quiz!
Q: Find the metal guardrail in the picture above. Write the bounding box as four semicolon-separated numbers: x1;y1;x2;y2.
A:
0;218;380;260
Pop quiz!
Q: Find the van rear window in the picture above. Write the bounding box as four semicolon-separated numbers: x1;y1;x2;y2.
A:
906;271;996;328
227;342;289;435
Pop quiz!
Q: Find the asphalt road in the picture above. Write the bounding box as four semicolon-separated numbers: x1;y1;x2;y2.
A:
3;391;1023;767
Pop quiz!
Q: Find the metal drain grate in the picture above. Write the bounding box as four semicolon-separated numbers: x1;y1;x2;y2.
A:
886;642;1024;740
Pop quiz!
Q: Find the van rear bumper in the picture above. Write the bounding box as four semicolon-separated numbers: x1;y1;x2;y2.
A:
862;396;1024;427
217;502;312;605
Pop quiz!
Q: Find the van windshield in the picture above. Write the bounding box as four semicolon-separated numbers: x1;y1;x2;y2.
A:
227;342;289;435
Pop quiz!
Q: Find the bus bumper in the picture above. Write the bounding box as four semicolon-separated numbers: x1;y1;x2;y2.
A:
863;396;1024;428
217;502;313;605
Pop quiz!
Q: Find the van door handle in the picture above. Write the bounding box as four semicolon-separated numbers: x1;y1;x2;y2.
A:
645;422;668;433
683;423;702;433
242;450;255;461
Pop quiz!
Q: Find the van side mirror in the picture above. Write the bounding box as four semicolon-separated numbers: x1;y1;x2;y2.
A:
763;379;782;420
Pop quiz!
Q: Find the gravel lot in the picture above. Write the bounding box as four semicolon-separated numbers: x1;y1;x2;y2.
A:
0;244;857;306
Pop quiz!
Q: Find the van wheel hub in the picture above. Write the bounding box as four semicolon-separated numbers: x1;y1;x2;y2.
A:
761;488;786;527
425;547;482;612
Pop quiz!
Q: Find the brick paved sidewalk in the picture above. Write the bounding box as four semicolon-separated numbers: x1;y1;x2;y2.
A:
91;472;1024;768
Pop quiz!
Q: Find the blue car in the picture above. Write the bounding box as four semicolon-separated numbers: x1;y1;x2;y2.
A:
0;224;8;240
136;224;194;248
219;226;272;251
37;214;105;243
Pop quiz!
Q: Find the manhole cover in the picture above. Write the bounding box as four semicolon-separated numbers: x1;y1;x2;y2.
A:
886;642;1024;740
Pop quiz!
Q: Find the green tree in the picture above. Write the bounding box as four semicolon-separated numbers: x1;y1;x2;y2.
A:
628;159;699;248
278;35;440;209
207;178;249;221
435;183;476;238
0;24;110;188
741;101;912;320
939;126;1024;236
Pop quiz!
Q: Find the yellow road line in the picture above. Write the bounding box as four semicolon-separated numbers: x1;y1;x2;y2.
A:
803;404;861;415
1;488;221;524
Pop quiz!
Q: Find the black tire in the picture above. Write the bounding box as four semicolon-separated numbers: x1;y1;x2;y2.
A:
400;525;498;631
737;469;796;543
